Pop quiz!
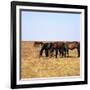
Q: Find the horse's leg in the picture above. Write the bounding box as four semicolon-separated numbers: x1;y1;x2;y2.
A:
59;48;61;57
77;43;80;57
64;44;69;57
62;47;67;57
40;45;45;57
64;48;66;57
59;48;64;57
61;51;63;57
60;47;66;57
45;49;49;57
66;49;69;57
49;48;53;57
60;49;63;57
65;48;68;57
55;48;58;58
40;48;44;57
77;48;80;57
62;49;66;57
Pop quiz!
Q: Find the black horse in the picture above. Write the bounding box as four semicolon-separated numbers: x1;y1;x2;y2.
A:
40;42;52;57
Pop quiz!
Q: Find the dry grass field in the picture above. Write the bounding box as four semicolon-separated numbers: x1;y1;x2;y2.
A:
21;41;80;79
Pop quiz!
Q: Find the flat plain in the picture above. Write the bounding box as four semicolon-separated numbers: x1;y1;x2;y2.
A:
21;41;80;79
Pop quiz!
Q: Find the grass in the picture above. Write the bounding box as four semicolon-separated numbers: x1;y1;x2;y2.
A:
21;41;80;79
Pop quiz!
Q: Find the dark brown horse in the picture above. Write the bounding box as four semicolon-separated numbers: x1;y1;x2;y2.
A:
65;41;80;57
40;42;66;58
50;42;66;58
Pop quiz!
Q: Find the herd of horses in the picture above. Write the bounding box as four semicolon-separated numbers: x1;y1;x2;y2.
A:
34;41;80;58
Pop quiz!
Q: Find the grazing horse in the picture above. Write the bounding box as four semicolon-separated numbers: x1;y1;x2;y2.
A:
40;42;52;57
50;42;66;58
65;41;80;57
33;41;43;47
40;42;66;58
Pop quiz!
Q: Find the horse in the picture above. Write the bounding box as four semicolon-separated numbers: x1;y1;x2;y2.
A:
33;41;43;47
39;42;52;57
50;42;66;58
65;41;80;57
39;42;66;58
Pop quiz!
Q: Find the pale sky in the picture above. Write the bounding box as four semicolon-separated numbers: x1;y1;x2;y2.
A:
21;10;80;41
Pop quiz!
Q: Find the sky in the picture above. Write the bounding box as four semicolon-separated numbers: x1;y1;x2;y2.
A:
21;10;80;41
